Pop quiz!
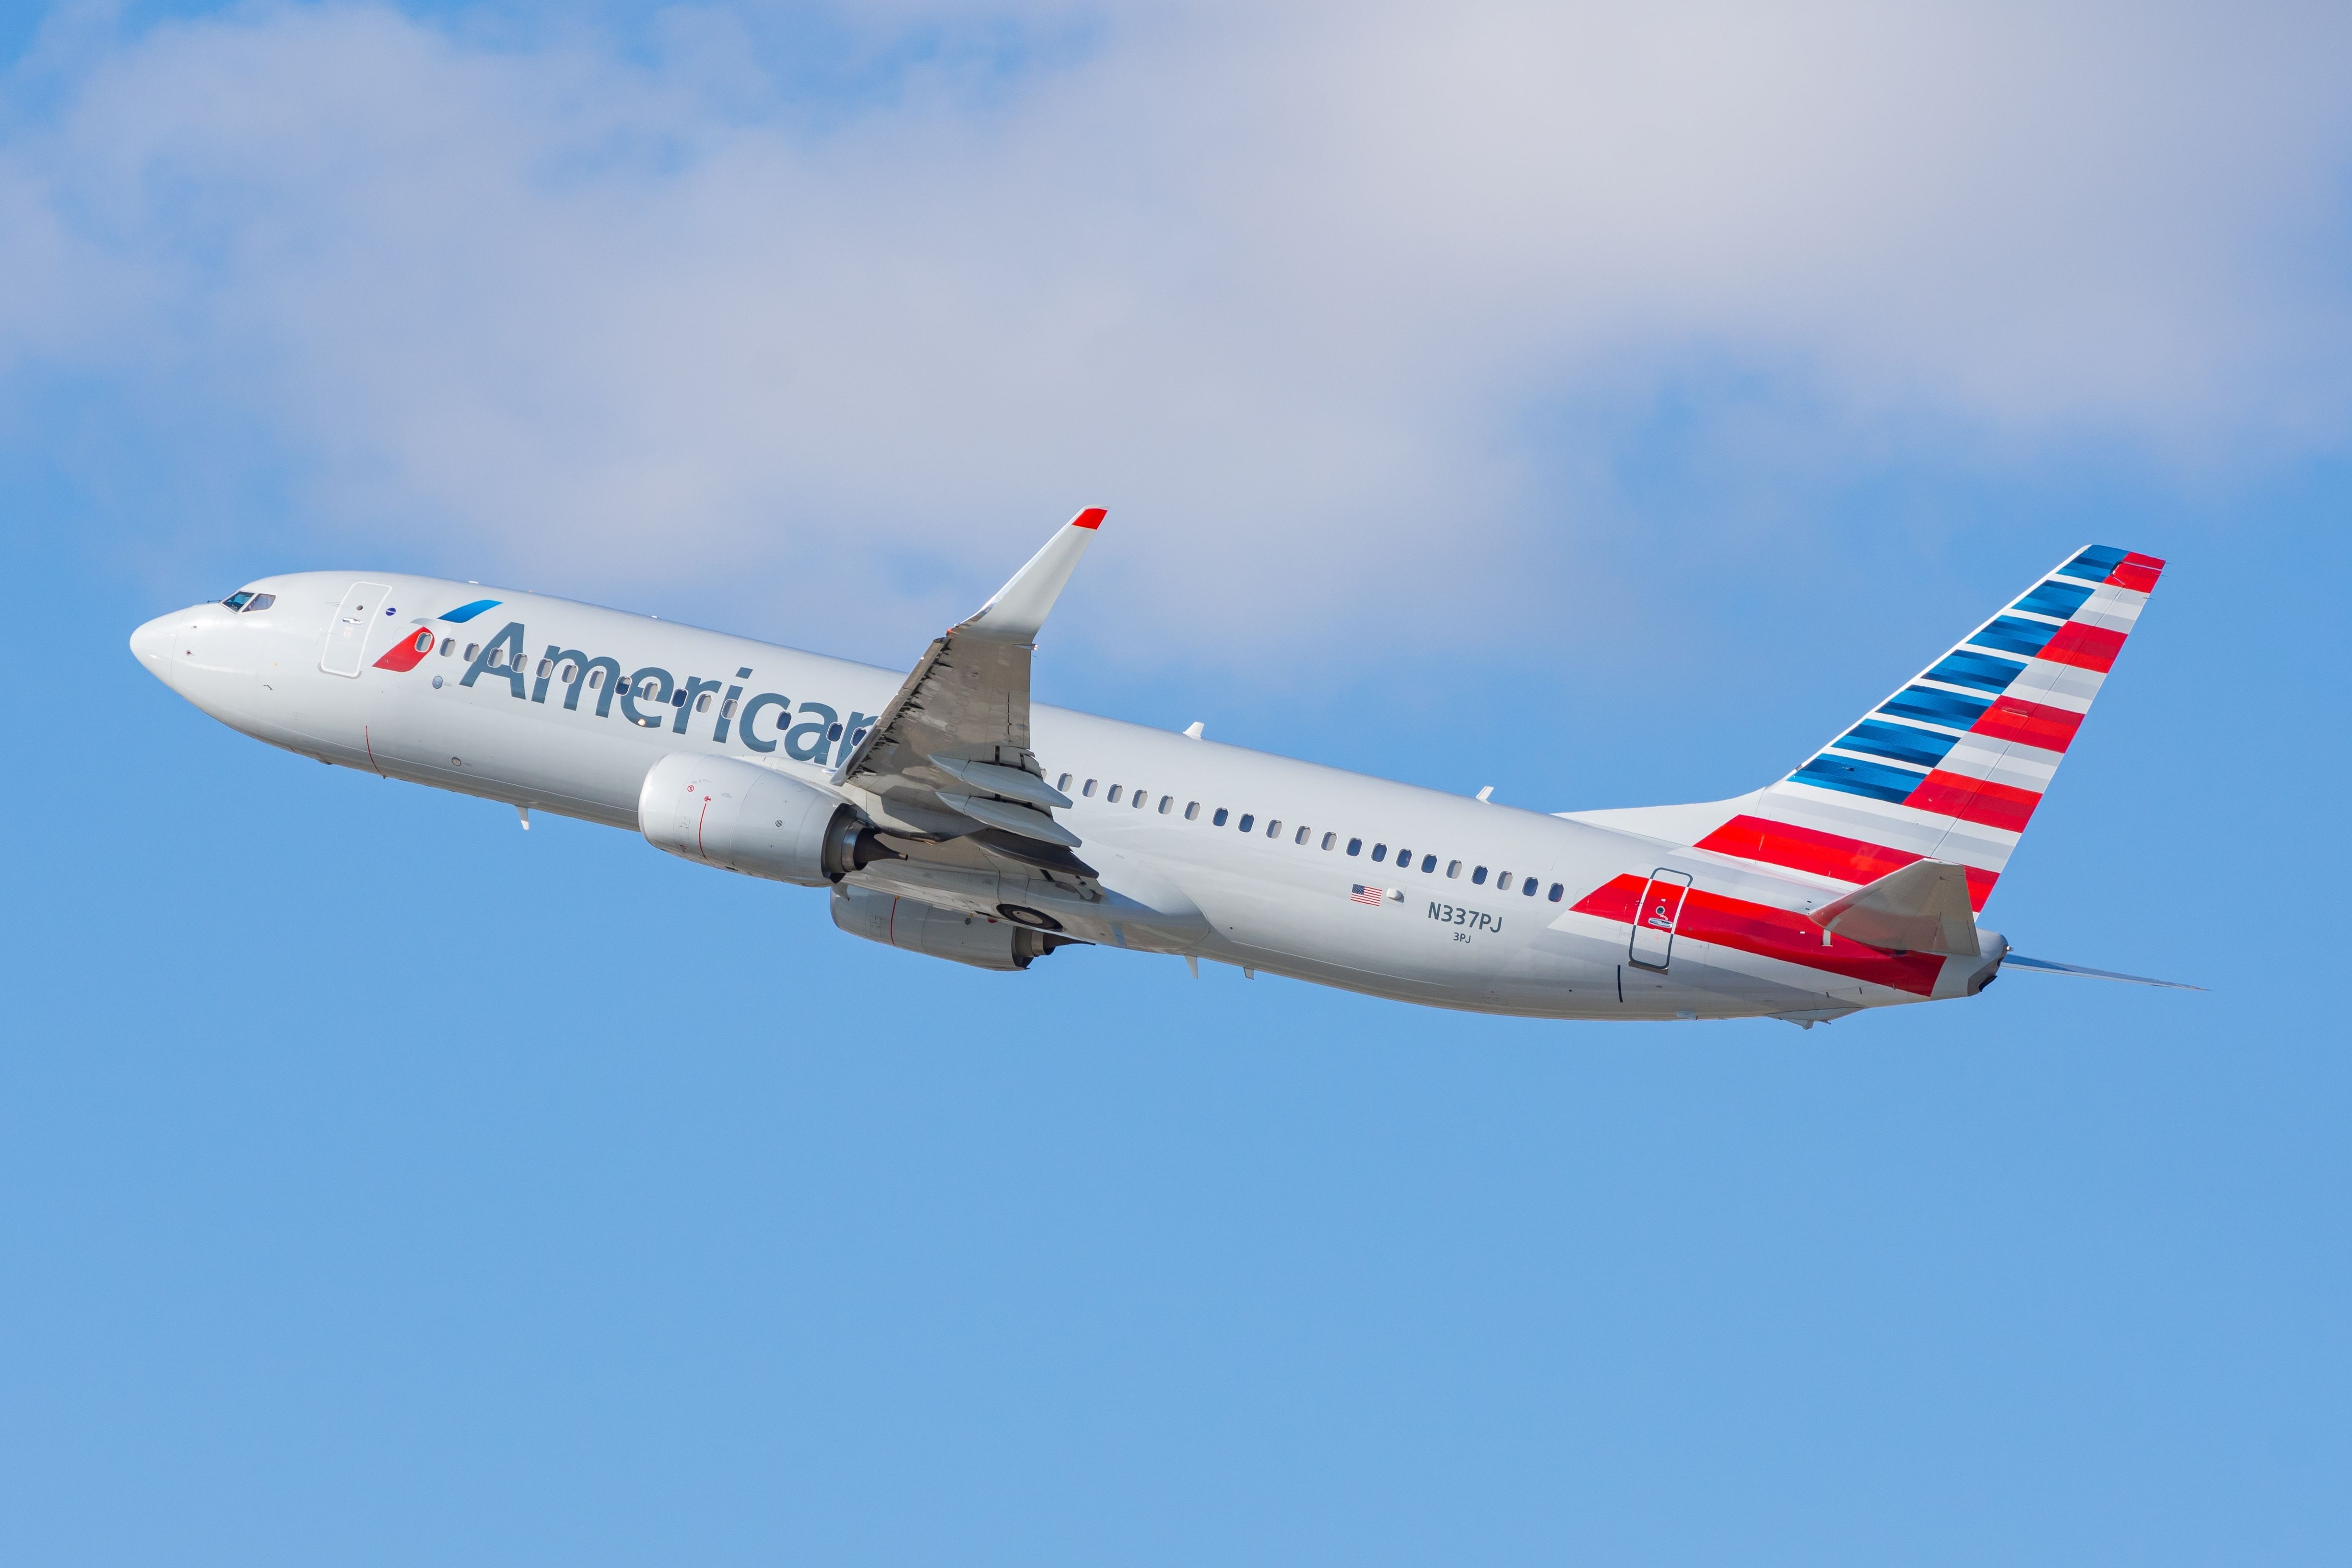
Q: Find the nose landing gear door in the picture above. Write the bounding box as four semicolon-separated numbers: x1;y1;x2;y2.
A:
1626;868;1694;971
321;581;393;677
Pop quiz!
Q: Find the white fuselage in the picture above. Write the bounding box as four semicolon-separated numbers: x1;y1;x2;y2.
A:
131;572;2004;1022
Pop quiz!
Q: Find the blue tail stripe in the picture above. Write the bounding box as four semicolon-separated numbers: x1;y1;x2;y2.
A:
1880;684;1993;730
1836;719;1963;770
2054;545;2128;583
2011;578;2095;620
1790;754;1927;803
1925;651;2026;693
1966;615;2061;659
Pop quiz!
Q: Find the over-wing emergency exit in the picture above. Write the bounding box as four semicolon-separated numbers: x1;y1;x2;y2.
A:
129;516;2191;1023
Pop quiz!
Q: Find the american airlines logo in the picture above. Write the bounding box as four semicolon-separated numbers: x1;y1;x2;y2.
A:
415;616;875;766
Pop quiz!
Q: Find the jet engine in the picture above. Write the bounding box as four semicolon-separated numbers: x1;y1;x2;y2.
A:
638;753;895;885
830;884;1069;972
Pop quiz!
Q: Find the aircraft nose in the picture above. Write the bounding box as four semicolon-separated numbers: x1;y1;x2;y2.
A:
129;613;179;686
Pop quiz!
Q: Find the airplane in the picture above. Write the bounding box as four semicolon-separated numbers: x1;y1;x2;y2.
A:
129;512;2191;1024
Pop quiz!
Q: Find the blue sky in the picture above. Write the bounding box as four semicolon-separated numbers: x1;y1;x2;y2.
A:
3;3;2348;1563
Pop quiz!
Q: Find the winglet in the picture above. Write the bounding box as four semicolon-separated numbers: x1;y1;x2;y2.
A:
959;507;1106;643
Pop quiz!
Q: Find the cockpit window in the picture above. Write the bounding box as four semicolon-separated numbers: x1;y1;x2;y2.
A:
222;590;255;610
244;593;275;612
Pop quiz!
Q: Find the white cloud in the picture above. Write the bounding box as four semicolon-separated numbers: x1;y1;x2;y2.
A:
6;0;2349;656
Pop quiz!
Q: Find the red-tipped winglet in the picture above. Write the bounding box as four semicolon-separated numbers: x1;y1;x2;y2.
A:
959;507;1108;642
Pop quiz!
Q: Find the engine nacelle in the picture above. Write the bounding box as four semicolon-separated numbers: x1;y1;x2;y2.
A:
830;885;1065;972
638;753;893;885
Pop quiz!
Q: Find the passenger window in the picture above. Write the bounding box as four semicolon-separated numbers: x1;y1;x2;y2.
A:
826;722;842;739
1497;871;1512;891
464;643;481;660
1547;882;1564;902
1395;847;1409;866
1158;795;1173;814
588;667;604;688
1321;832;1336;850
1134;790;1149;809
245;593;275;612
696;692;713;712
1238;814;1255;833
1348;837;1363;857
1447;860;1462;878
721;696;736;717
1267;819;1282;837
1372;843;1387;861
1523;878;1539;897
1186;802;1200;820
532;658;547;678
1057;773;1073;791
1213;807;1228;825
439;637;455;656
1107;785;1123;803
1295;826;1309;845
223;591;254;610
512;651;527;671
1471;866;1487;884
1084;779;1098;797
1421;854;1437;873
558;662;576;683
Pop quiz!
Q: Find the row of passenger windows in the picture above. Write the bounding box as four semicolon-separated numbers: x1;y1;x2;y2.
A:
1050;772;1566;902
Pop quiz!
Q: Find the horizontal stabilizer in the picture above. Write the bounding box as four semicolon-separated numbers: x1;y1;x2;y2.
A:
2002;954;2204;990
1809;859;1980;956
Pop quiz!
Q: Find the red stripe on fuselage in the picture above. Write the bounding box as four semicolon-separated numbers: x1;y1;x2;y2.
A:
373;628;433;672
1572;873;1947;996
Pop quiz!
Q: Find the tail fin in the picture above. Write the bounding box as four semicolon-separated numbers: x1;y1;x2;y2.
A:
1572;546;2165;912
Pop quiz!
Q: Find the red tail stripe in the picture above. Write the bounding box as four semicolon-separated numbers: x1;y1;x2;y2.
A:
1697;814;1917;884
2038;620;2126;673
1572;873;1946;996
1969;696;2082;752
1697;814;1999;911
1903;770;2041;833
2106;553;2164;593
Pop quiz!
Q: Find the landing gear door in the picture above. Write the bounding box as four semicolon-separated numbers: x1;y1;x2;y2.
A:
1626;868;1694;971
321;581;392;677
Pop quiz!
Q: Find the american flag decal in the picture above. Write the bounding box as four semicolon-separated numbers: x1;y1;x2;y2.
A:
1349;884;1386;907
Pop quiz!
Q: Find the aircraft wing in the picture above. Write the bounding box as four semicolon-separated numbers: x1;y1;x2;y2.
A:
830;508;1105;874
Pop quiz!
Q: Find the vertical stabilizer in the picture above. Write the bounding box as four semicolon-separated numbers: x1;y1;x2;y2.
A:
1567;546;2165;912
